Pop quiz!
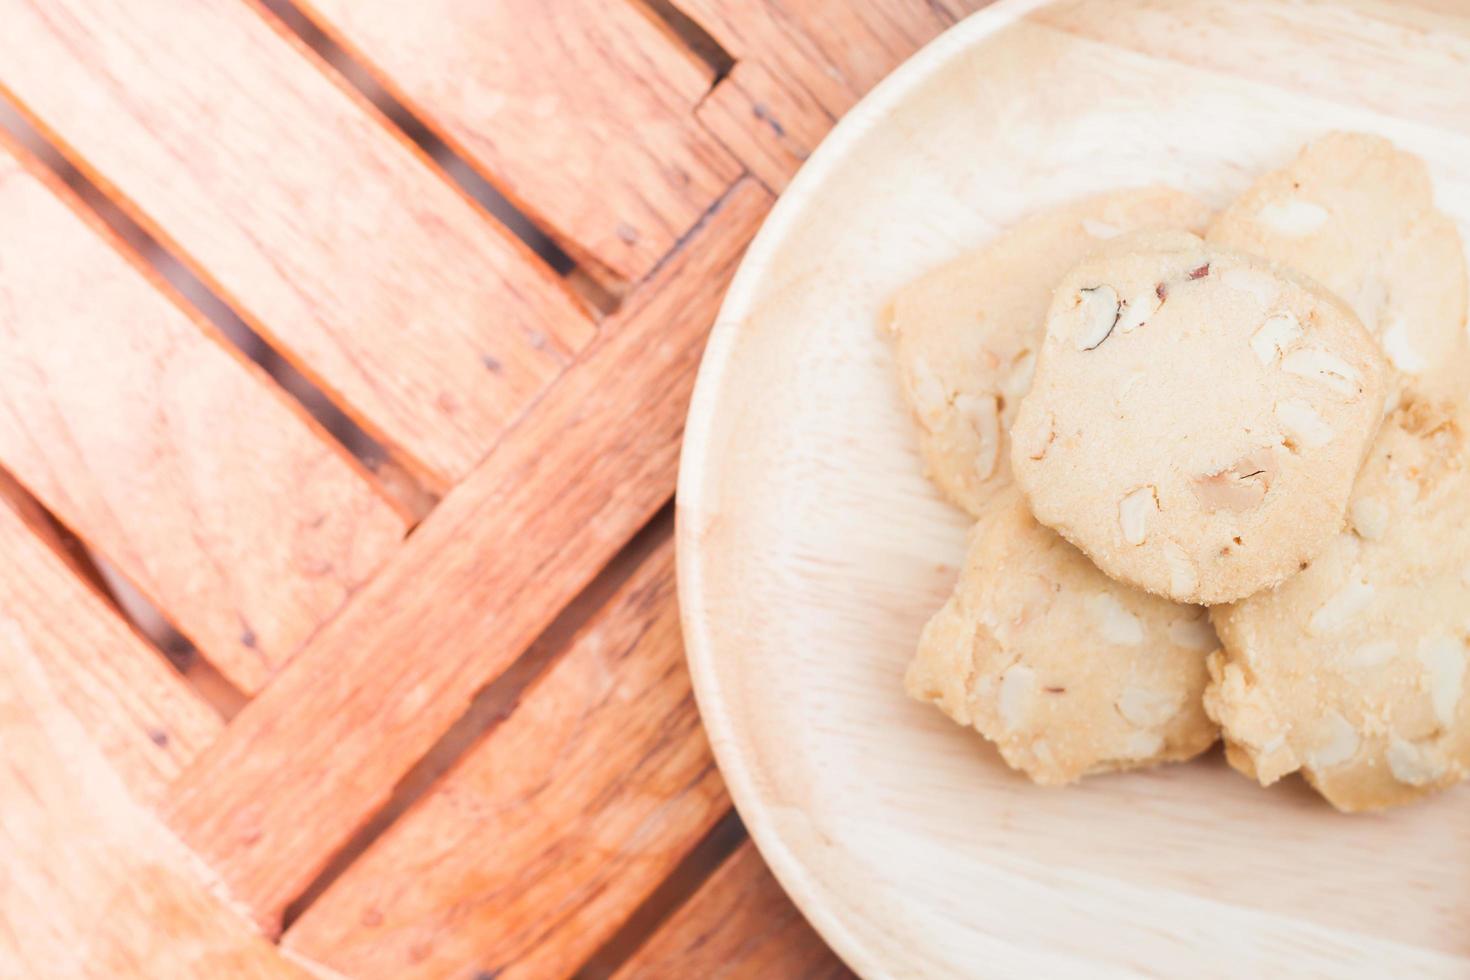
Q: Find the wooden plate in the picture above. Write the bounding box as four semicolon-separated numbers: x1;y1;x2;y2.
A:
677;1;1470;975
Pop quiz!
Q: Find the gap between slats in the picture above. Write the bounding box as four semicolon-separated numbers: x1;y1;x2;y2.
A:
86;550;249;722
280;502;678;931
268;0;743;294
574;808;749;979
255;0;621;317
0;465;246;722
638;0;738;83
0;95;437;525
275;502;763;975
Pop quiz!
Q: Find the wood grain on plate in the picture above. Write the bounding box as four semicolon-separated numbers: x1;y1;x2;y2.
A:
677;1;1470;975
0;136;408;695
165;180;772;932
296;0;739;284
0;0;593;488
284;540;728;979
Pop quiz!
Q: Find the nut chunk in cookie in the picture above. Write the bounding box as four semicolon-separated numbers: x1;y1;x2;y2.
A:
885;188;1212;517
906;490;1218;785
1209;132;1469;404
1208;396;1470;812
1010;230;1388;604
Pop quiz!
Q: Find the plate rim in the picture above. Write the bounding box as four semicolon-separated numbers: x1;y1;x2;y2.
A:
676;1;1050;975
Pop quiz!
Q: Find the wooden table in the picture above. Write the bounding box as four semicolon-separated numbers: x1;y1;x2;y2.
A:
0;0;988;975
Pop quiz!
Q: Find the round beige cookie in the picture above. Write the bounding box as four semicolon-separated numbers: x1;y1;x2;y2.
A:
885;188;1212;517
1209;131;1469;403
1207;393;1470;811
906;488;1219;785
1010;230;1389;604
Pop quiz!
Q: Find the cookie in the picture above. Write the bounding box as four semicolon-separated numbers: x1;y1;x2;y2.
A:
1010;230;1389;604
906;489;1219;785
886;188;1213;517
1209;132;1469;403
1207;394;1470;811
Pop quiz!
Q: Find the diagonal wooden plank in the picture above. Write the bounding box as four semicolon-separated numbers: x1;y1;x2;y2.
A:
0;135;409;695
0;0;595;488
295;0;741;283
680;0;992;188
166;179;773;930
0;470;219;806
0;623;302;979
613;840;854;980
283;538;728;978
695;59;830;193
677;0;969;116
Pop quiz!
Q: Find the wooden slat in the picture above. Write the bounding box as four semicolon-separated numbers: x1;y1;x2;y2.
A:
296;0;741;284
677;0;973;116
614;841;853;980
679;0;990;187
0;137;409;695
0;0;595;487
0;624;301;979
166;179;773;930
0;471;219;805
695;60;830;192
283;539;727;978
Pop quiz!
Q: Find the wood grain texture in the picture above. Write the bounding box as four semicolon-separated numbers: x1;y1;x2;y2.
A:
0;468;220;806
0;0;594;488
0;137;408;695
0;624;301;979
613;841;853;980
678;2;1470;976
679;0;990;188
165;179;773;931
1033;0;1470;134
284;540;727;979
696;60;829;192
297;0;741;283
676;0;981;116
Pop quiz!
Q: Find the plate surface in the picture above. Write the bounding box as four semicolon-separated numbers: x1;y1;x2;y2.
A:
676;1;1470;975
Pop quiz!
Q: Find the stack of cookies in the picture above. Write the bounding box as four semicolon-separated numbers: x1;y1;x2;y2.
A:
889;133;1470;812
